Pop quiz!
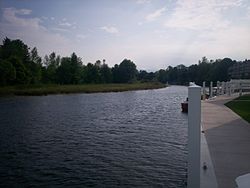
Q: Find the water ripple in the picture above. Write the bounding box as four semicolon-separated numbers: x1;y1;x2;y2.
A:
0;86;188;187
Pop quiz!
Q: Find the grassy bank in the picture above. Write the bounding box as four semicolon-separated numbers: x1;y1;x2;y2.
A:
225;94;250;123
0;82;166;96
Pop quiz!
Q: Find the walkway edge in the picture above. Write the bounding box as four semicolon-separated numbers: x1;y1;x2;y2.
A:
200;129;218;188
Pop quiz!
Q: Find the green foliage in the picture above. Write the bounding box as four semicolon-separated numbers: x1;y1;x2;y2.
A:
113;59;137;83
0;38;247;87
8;56;30;84
83;63;100;83
100;63;112;83
70;52;82;84
209;58;233;82
0;37;30;62
138;70;156;82
155;56;236;85
0;59;16;86
0;37;42;85
57;57;72;84
112;64;120;83
42;52;60;83
119;59;137;83
0;83;166;96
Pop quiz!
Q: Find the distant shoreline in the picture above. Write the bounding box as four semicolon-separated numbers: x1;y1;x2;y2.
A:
0;82;166;96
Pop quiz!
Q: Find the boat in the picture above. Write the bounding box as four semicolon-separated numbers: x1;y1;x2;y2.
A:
181;98;188;113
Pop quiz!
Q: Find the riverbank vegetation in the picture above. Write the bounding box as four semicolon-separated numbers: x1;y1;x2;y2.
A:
0;82;165;96
225;95;250;123
0;37;249;92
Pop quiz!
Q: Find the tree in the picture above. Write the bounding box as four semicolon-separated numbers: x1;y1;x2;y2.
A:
8;56;30;84
42;52;60;83
70;52;82;84
176;64;188;85
83;63;100;83
156;69;167;83
117;59;137;83
100;63;112;83
112;64;120;83
0;59;16;85
30;47;42;65
0;37;30;62
28;47;42;84
188;64;198;83
56;57;72;84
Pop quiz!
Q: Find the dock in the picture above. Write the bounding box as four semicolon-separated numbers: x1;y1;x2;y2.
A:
201;95;250;188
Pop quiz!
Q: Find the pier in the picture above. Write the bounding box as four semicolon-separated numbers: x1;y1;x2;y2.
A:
202;95;250;187
188;80;250;188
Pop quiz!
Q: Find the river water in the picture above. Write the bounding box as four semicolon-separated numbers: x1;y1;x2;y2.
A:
0;86;188;187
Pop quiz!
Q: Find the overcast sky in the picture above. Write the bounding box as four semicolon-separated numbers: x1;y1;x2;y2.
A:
0;0;250;71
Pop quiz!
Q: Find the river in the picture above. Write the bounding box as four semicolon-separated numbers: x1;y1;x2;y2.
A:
0;86;188;187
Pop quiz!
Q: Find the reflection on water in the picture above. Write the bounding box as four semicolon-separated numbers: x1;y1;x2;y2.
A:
0;86;188;187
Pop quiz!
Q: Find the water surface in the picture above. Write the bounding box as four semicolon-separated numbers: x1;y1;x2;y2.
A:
0;86;188;187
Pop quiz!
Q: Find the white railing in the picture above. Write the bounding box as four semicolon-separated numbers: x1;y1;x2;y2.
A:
202;79;250;99
187;80;249;187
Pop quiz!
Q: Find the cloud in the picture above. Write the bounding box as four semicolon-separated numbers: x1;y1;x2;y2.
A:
17;8;32;15
145;7;166;22
2;7;41;29
164;0;245;30
51;27;70;32
247;6;250;19
193;26;250;58
42;16;48;20
136;0;150;4
159;1;250;65
0;7;74;57
59;22;72;27
100;26;119;34
76;34;87;40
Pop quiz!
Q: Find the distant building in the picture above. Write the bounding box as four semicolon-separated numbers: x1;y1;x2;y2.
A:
228;60;250;79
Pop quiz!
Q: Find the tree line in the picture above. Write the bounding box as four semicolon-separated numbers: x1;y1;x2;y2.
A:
155;56;247;86
0;38;138;86
0;38;248;86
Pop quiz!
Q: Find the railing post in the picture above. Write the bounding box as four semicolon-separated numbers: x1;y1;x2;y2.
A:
230;81;234;94
225;82;228;94
188;84;201;188
228;82;231;96
222;82;225;95
216;81;220;96
202;81;206;100
239;82;242;96
226;82;230;96
210;81;213;98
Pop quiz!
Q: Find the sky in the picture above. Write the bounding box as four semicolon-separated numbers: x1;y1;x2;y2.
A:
0;0;250;71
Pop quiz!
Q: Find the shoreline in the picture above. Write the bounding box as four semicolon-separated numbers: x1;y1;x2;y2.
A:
0;82;166;96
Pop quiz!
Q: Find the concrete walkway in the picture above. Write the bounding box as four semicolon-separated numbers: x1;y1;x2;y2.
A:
202;95;250;188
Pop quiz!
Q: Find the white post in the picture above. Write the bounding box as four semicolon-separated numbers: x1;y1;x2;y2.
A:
210;81;213;98
188;84;201;188
202;81;206;100
230;81;234;94
226;82;228;95
239;82;242;96
222;82;225;95
228;82;231;96
225;82;228;95
219;82;222;95
217;81;220;96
